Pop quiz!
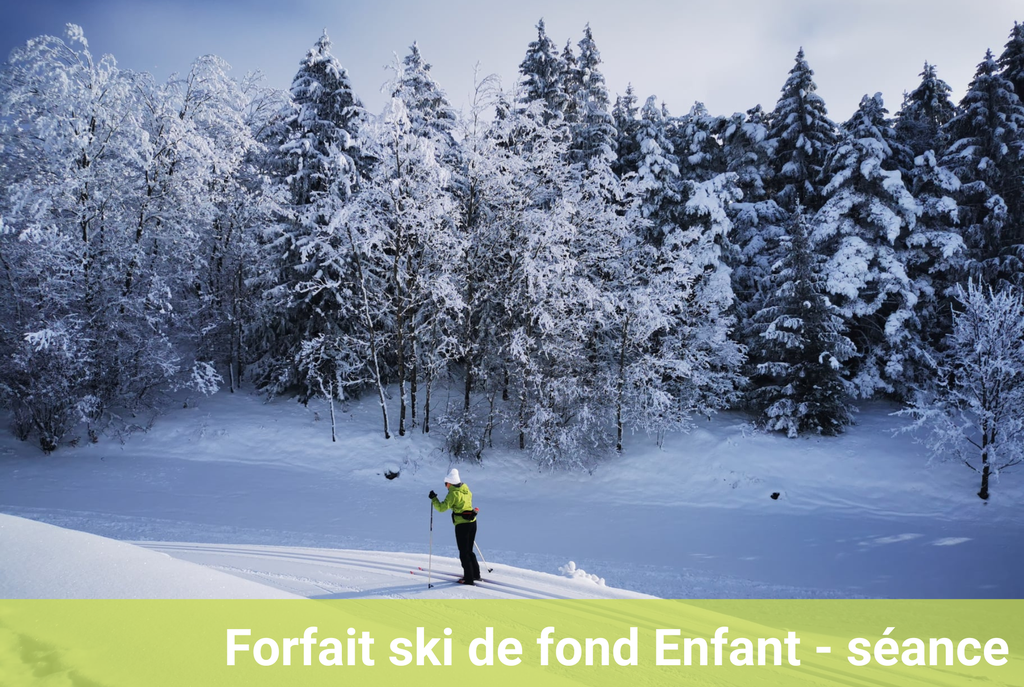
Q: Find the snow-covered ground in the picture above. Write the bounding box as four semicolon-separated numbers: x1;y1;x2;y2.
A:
1;390;1022;599
0;514;645;599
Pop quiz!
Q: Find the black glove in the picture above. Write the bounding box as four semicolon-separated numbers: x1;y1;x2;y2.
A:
428;490;437;500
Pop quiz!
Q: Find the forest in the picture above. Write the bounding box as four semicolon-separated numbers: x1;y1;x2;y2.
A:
1;19;1023;497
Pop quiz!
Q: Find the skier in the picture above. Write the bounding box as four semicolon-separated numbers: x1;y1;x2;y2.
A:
429;468;481;585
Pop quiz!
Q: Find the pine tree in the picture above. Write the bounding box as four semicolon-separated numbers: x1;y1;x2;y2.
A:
899;150;965;380
395;42;458;145
568;25;618;171
616;95;684;444
669;102;724;183
719;106;789;349
767;48;837;212
672;171;746;416
943;50;1024;285
750;213;855;436
612;84;641;177
894;63;957;161
282;30;366;205
891;65;961;361
255;30;367;400
637;100;746;420
719;105;774;201
614;97;742;445
632;97;682;238
518;19;567;121
560;39;580;125
814;93;921;397
998;21;1024;104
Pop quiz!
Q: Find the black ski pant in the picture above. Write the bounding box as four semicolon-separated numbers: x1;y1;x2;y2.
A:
454;521;481;581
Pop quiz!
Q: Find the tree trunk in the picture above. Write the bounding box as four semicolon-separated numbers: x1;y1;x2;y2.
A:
518;388;526;451
397;332;407;437
391;140;408;438
616;315;630;453
485;391;496;450
410;345;418;428
423;372;432;434
463;278;476;415
344;224;389;439
394;236;407;437
979;420;992;500
329;381;337;443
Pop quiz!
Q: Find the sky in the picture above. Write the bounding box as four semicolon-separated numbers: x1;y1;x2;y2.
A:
0;0;1021;122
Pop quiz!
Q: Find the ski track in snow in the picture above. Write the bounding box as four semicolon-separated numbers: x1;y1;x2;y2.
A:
141;542;574;599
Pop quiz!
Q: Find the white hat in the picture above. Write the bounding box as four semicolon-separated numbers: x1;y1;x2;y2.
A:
444;468;461;484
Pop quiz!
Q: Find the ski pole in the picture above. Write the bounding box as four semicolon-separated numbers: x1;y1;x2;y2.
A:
474;541;493;573
427;501;434;589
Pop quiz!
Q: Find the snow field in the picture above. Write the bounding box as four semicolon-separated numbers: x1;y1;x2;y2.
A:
1;388;1022;598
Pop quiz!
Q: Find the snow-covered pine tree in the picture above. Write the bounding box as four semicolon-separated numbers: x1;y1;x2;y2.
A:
901;280;1024;500
719;106;774;201
625;96;745;425
767;48;837;212
612;84;641;178
560;39;580;126
813;93;923;398
749;213;855;436
891;66;962;366
998;21;1024;107
632;97;682;245
898;150;965;382
673;172;746;416
568;25;618;172
719;106;788;335
942;49;1024;285
613;95;682;447
894;63;957;162
255;30;367;402
668;102;724;183
395;42;458;146
616;96;708;445
518;19;567;122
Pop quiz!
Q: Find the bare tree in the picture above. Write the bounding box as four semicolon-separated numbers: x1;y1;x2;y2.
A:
901;280;1024;499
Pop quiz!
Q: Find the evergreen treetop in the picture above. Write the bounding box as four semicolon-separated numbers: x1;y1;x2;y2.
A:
998;21;1024;103
767;48;837;212
895;62;956;159
518;19;567;120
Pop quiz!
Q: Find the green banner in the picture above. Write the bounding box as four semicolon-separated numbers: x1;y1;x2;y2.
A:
0;600;1018;686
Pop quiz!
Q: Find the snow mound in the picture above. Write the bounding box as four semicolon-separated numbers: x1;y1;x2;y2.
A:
0;513;300;599
558;560;606;586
